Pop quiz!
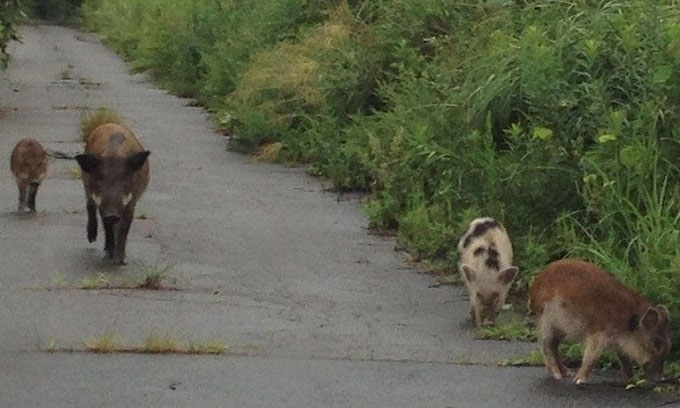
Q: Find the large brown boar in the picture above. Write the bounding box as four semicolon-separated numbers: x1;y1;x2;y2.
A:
529;259;671;385
458;217;519;327
10;138;48;212
75;123;150;265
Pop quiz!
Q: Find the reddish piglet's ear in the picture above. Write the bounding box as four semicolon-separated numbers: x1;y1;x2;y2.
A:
641;307;661;329
498;267;519;285
75;154;100;173
126;150;150;173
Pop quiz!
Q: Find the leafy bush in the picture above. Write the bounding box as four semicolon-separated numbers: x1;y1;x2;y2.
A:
31;0;81;21
81;0;680;355
0;0;22;68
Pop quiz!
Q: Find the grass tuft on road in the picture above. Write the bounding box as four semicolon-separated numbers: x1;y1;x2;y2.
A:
76;332;229;355
80;107;122;142
70;263;178;291
84;332;120;353
475;321;537;342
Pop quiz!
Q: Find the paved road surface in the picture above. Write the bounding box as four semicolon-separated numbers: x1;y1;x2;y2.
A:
0;24;675;407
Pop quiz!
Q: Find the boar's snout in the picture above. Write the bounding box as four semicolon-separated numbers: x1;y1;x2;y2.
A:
30;181;40;187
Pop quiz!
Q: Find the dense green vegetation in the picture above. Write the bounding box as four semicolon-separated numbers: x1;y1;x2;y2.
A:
79;0;680;351
0;0;22;68
27;0;82;22
0;0;82;69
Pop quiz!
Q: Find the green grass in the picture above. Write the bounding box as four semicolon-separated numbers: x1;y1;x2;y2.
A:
131;262;174;290
84;332;119;353
498;350;544;368
71;263;177;290
474;320;536;342
141;331;180;353
67;165;81;179
499;344;619;372
78;273;110;289
186;339;229;355
0;0;22;69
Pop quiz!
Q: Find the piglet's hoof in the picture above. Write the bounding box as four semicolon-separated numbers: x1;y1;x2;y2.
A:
574;377;587;386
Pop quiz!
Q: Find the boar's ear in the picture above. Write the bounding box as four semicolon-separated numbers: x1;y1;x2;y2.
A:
658;305;670;321
461;264;476;282
75;154;100;173
498;267;519;285
126;151;150;173
641;307;661;329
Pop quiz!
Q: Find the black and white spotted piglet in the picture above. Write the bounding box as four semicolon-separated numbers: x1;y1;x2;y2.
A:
458;218;519;327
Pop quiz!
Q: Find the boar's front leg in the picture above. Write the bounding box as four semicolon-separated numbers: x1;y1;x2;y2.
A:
574;333;607;385
469;303;478;327
113;206;134;265
87;198;98;243
616;350;634;381
102;210;116;259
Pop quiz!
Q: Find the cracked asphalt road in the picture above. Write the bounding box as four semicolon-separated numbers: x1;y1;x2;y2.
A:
0;24;675;407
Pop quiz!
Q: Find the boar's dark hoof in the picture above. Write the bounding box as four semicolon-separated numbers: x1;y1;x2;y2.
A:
88;228;97;243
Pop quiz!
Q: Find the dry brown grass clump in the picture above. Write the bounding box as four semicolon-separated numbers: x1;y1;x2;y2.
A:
232;3;354;127
84;332;120;353
252;142;284;162
79;331;229;355
80;107;122;142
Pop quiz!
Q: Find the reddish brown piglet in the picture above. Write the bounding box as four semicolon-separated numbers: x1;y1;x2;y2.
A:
10;138;48;212
529;259;671;385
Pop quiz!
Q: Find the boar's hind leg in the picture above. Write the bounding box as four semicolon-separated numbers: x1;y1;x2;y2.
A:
113;207;134;265
27;184;38;212
87;198;97;242
540;327;568;380
17;184;27;212
574;334;607;385
551;331;573;378
538;308;572;380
